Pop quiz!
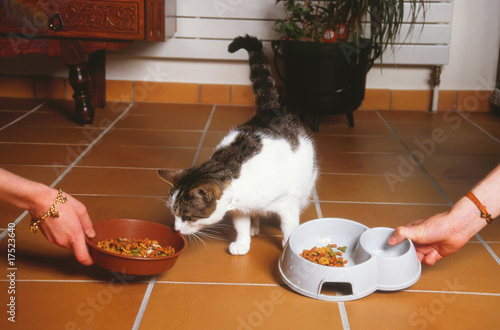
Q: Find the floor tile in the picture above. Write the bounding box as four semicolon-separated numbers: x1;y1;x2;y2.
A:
159;235;283;284
420;154;500;178
99;128;202;148
115;103;212;130
127;102;212;117
0;125;104;144
0;97;44;111
317;152;426;175
77;145;197;169
314;135;407;154
0;111;29;128
140;283;345;329
319;202;450;229
400;135;500;156
433;175;484;203
0;98;499;330
474;122;500;139
202;131;230;149
0;144;86;166
316;174;448;204
412;243;500;293
77;195;173;224
346;291;500;330
58;167;170;197
383;119;486;140
310;119;393;136
207;105;255;131
0;281;149;329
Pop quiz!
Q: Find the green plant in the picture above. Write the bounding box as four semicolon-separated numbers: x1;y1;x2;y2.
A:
274;0;427;63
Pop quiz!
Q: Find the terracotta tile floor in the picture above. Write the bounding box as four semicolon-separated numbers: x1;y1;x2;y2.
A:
1;98;500;329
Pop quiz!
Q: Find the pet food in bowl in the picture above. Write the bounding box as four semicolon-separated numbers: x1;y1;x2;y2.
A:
300;244;348;267
87;219;187;276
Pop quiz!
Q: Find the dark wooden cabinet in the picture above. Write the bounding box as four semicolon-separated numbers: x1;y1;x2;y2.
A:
0;0;172;125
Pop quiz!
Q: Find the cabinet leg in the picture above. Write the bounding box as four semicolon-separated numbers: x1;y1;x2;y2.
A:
313;114;320;132
88;50;106;108
67;62;94;125
346;111;355;127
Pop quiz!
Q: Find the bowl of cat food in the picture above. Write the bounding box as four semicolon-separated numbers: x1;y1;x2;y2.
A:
86;219;187;275
279;218;421;301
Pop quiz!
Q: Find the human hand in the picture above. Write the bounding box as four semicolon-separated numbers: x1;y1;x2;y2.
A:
387;202;486;266
33;190;96;266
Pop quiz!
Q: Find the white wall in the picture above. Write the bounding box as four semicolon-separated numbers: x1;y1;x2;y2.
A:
0;0;498;91
367;0;500;90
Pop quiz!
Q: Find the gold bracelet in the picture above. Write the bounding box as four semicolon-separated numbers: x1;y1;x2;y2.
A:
30;188;68;234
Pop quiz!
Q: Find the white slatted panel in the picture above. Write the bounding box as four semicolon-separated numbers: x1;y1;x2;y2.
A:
145;0;452;66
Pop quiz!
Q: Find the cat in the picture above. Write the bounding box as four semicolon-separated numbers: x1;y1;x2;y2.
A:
158;35;318;255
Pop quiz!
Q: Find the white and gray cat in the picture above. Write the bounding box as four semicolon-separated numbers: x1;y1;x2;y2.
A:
159;35;318;255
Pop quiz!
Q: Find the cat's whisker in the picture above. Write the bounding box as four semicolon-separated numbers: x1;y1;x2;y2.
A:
190;232;208;248
151;196;169;206
197;230;227;241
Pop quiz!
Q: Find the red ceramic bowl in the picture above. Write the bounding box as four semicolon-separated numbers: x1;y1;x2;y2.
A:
86;219;187;275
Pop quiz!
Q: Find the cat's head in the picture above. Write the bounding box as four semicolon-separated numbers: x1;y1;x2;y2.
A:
158;169;229;234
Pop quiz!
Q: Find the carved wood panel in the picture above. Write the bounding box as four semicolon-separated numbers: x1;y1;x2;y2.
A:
0;0;144;40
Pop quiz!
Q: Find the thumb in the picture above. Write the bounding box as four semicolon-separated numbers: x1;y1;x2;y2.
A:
388;226;414;245
81;214;95;238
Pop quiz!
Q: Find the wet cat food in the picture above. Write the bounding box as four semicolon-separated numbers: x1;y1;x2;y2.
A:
300;244;348;267
97;238;175;257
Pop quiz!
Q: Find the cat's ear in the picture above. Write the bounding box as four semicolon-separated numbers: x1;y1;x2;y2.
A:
157;169;183;188
190;182;223;202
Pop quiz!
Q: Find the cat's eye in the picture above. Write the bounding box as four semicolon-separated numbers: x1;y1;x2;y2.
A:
182;215;191;221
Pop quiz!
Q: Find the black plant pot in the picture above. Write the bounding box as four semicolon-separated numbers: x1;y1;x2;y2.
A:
273;39;372;132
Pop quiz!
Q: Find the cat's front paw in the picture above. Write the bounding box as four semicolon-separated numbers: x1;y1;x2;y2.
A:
229;241;250;255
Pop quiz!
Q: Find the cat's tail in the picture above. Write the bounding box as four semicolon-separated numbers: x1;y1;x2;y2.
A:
228;35;280;113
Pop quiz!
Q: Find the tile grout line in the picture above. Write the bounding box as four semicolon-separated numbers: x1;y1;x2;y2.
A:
457;111;500;144
191;104;216;168
48;102;135;188
374;110;453;205
132;104;216;329
475;234;500;266
0;102;136;241
132;275;157;330
449;112;500;266
403;289;500;296
311;186;323;219
5;278;500;297
0;100;47;132
376;110;500;266
312;189;350;329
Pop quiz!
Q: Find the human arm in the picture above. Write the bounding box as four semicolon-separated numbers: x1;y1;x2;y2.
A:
0;169;95;265
388;164;500;266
